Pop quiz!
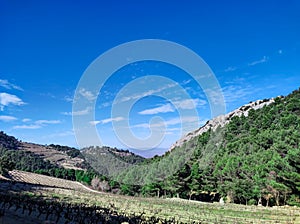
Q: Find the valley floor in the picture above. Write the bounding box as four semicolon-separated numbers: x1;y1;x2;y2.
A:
1;170;300;224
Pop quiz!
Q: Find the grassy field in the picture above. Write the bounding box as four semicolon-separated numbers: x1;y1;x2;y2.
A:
1;170;300;223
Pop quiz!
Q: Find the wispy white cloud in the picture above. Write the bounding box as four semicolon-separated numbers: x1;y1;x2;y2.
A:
13;119;61;129
222;85;258;104
0;115;17;122
100;102;112;108
13;124;41;129
139;104;174;115
248;56;268;66
100;79;195;109
40;92;56;99
132;116;200;129
57;130;74;137
0;79;23;91
173;98;206;109
118;83;177;103
166;116;200;125
182;79;192;85
35;120;61;125
64;95;73;103
204;87;225;105
89;121;101;125
138;98;206;116
224;66;237;72
132;123;154;128
194;73;213;80
79;88;97;101
62;107;91;116
90;116;124;125
0;92;25;110
47;130;75;138
224;76;246;85
99;116;124;124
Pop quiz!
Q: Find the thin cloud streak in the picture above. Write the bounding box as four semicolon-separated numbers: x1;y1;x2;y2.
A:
90;116;125;125
132;116;200;129
13;119;61;129
79;88;97;101
0;79;23;91
35;120;61;125
118;83;177;103
222;85;258;104
13;124;41;129
62;107;91;116
173;98;206;109
224;66;237;72
248;56;268;66
0;115;17;122
138;99;206;115
139;104;174;115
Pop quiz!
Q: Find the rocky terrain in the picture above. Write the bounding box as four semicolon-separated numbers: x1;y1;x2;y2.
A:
170;98;276;150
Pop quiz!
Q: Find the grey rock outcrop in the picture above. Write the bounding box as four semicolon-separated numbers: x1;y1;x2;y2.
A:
170;98;276;150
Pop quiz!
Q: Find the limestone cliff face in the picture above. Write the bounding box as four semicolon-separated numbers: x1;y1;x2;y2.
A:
170;98;277;150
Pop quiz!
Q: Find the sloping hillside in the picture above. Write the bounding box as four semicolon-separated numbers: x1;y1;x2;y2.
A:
82;146;145;176
21;142;88;170
0;131;91;171
0;131;20;150
0;132;105;187
170;97;276;150
116;88;300;206
1;170;94;192
0;130;145;176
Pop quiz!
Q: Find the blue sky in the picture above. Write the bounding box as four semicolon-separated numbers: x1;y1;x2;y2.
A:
0;1;299;156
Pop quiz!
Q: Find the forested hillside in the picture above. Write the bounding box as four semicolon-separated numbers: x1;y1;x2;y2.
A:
0;132;105;186
116;88;300;206
0;132;144;193
82;146;145;176
0;131;20;150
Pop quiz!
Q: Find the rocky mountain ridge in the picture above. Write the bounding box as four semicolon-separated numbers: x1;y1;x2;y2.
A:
170;97;277;150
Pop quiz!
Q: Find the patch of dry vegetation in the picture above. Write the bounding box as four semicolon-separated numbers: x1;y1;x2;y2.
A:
1;171;299;223
22;143;85;170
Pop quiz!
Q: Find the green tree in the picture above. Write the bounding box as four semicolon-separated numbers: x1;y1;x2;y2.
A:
0;156;15;176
